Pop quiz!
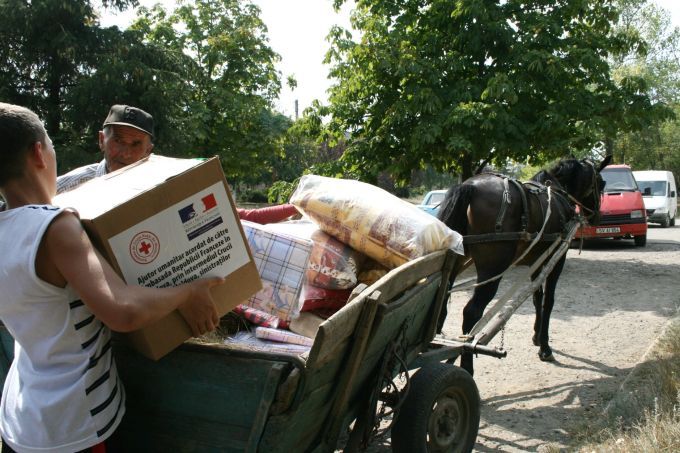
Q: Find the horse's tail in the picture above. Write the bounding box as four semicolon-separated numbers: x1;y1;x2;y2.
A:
437;183;475;236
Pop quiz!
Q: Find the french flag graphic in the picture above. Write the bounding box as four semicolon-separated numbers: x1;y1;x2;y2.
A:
202;193;217;211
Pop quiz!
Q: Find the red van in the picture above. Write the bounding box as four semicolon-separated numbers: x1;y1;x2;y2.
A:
575;164;647;246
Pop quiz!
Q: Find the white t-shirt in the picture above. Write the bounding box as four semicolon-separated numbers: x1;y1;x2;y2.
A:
0;205;124;452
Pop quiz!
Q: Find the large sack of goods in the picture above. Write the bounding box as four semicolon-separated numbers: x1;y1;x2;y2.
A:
289;175;464;269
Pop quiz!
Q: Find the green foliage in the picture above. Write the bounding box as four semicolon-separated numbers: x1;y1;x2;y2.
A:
240;188;268;203
133;0;283;181
609;0;680;181
325;0;668;182
0;0;292;184
267;179;298;204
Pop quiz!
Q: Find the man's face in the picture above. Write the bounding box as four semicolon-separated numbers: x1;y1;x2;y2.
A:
99;125;154;172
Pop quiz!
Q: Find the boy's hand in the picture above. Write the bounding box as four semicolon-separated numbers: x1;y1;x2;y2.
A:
177;277;224;336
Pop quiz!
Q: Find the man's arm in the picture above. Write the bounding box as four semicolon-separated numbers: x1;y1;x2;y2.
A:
237;204;299;224
56;162;101;195
39;211;221;336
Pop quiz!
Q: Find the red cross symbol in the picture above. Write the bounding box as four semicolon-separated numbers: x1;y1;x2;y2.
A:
138;241;152;255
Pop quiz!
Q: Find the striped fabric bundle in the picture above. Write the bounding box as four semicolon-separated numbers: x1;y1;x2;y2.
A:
264;220;364;290
254;326;314;347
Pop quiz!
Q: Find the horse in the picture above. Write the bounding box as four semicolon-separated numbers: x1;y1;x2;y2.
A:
437;156;611;376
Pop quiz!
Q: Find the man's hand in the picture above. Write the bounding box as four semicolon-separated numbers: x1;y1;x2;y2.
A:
177;277;224;336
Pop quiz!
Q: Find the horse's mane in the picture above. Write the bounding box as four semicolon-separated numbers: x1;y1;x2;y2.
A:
531;158;582;190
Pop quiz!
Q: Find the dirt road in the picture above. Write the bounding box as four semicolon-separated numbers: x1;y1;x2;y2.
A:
361;224;679;452
449;224;679;451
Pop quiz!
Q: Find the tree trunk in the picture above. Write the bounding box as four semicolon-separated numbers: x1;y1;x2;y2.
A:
605;136;617;163
461;152;474;181
45;55;62;138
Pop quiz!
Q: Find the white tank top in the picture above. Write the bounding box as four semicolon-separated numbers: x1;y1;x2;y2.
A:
0;205;124;452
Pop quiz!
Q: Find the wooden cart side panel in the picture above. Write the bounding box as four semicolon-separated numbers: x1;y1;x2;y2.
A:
262;271;447;451
258;300;370;450
306;292;365;367
338;276;442;422
114;344;286;451
305;251;447;369
258;390;334;451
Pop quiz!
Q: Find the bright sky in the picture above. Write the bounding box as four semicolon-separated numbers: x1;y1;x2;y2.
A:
99;0;679;119
98;0;354;118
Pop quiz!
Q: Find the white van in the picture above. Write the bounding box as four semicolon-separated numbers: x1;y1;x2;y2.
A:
633;170;677;227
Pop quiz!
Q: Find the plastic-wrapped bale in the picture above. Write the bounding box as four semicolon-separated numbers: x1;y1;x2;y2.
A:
264;220;365;290
289;175;464;269
241;220;312;324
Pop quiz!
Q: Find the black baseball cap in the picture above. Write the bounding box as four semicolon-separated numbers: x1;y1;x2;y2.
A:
102;104;154;138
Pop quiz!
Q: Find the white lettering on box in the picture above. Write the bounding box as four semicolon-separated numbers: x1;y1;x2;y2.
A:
109;182;249;287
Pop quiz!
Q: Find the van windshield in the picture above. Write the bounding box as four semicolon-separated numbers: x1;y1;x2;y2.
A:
636;180;666;196
601;169;638;192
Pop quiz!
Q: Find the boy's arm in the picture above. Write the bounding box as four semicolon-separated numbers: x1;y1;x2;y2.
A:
41;211;222;335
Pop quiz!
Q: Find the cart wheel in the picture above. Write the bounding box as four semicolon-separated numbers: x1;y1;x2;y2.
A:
392;363;480;453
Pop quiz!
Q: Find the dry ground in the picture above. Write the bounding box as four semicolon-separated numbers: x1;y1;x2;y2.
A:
360;223;679;452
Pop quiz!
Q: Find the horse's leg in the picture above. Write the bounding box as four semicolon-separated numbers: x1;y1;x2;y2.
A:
459;277;503;376
532;283;544;346
459;245;514;376
535;255;566;362
437;257;470;333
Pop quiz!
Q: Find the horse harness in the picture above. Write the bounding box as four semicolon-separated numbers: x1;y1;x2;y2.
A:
463;174;574;246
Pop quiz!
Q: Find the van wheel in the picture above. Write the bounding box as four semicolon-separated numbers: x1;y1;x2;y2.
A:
634;234;647;247
671;216;676;227
661;215;670;228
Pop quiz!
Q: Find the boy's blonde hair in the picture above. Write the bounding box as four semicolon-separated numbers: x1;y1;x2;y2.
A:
0;103;46;186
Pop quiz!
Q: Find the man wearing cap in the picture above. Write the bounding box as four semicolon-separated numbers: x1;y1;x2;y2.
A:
56;104;155;194
53;104;298;223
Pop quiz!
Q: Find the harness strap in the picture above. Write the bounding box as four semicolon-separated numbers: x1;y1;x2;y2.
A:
494;176;531;234
510;178;529;231
463;231;565;245
495;177;511;233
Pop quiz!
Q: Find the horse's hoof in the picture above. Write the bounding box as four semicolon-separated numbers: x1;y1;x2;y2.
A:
539;351;555;362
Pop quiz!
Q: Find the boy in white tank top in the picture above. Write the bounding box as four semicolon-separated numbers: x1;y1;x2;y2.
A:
0;103;225;452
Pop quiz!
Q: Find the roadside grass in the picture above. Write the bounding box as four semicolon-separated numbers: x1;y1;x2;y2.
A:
570;314;680;452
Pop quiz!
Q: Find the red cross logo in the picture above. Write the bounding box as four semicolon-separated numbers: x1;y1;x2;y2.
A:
138;241;152;255
130;231;160;265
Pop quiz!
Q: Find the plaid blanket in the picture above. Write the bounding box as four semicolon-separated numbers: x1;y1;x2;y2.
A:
242;221;312;323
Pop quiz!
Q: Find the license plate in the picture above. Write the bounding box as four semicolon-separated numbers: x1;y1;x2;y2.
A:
596;227;621;234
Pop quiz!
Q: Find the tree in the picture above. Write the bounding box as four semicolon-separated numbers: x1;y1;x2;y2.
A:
322;0;669;183
0;0;137;137
0;0;182;171
610;0;680;180
132;0;283;182
0;0;294;186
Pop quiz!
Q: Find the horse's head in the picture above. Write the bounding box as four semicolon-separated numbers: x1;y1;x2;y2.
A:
550;155;611;225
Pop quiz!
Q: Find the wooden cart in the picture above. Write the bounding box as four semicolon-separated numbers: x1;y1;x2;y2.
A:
0;250;482;452
0;220;577;452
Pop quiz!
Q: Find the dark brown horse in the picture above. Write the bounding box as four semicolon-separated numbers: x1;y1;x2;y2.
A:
437;156;611;375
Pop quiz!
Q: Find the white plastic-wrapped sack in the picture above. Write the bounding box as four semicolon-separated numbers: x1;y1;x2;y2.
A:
289;175;464;269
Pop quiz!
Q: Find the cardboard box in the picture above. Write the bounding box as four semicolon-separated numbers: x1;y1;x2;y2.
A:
54;155;262;360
